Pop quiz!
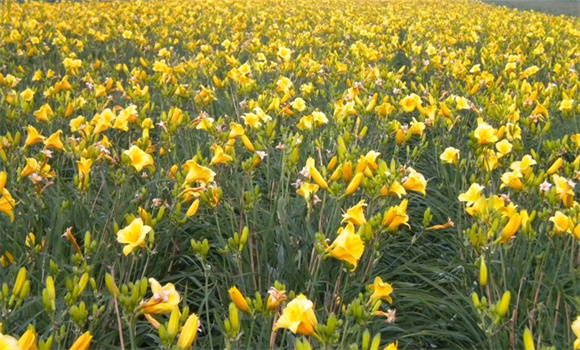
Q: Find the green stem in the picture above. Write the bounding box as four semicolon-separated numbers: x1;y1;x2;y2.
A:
128;315;137;350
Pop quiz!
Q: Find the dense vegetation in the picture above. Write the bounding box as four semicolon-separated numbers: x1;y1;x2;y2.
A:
0;0;580;349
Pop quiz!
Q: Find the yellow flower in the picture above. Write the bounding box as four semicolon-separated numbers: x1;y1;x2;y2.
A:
399;94;421;113
34;104;53;123
402;168;426;195
327;223;365;271
210;144;233;166
297;115;314;131
69;331;92;350
276;76;293;93
510;155;536;175
473;118;498;145
455;96;470;110
384;341;398;350
0;251;14;267
481;149;499;171
116;218;152;256
312;111;328;126
296;182;319;200
228;122;245;139
440;147;460;165
44;130;64;151
549;211;573;235
242;110;270;129
176;313;199;349
572;316;580;350
24;126;45;147
382;200;410;231
266;287;287;311
559;98;574;112
0;333;19;350
78;157;93;181
341;200;367;227
277;46;292;61
500;171;524;191
369;276;394;303
182;160;215;186
124;145;154;172
495;139;512;157
571;134;580;149
140;278;181;314
291;97;306;112
409;118;425;136
388;181;406;198
273;294;318;336
0;188;16;223
229;286;251;313
553;174;575;208
20;88;35;102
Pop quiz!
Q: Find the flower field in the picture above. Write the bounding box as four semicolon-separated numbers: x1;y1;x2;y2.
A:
0;0;580;348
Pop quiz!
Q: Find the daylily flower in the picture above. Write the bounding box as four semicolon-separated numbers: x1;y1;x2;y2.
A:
182;160;215;186
24;126;45;147
549;211;573;235
399;94;422;113
402;168;427;195
473;118;498;145
273;295;318;336
382;199;410;231
296;182;319;200
139;278;181;314
440;147;460;165
124;145;154;172
341;200;367;226
116;218;152;256
210;144;233;166
368;276;394;303
327;223;365;271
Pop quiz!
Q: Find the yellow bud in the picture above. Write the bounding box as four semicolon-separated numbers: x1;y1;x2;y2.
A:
342;161;353;182
0;171;7;192
46;276;56;300
17;325;37;350
241;135;255;152
547;157;563;175
177;313;199;349
310;166;329;191
229;302;239;335
344;172;364;196
523;327;535;350
497;291;511;318
229;286;251;313
327;156;338;171
78;273;89;295
167;307;181;339
186;199;200;217
13;267;27;297
396;129;404;145
471;292;480;308
479;256;488;287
